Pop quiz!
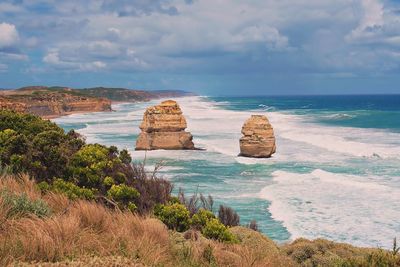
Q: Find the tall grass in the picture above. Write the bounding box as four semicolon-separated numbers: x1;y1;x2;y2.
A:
1;174;398;267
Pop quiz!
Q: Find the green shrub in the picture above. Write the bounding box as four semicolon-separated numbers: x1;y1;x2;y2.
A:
201;218;237;243
155;203;190;232
191;208;215;229
0;190;51;218
127;202;137;212
107;184;140;202
103;176;115;187
37;181;50;192
52;178;95;200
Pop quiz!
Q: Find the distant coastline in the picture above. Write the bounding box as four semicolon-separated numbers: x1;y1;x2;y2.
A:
0;86;194;119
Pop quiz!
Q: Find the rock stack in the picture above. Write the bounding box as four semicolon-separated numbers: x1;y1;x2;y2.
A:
135;100;195;150
239;115;276;158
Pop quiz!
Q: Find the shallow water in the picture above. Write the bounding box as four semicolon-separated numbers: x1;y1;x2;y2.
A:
53;95;400;248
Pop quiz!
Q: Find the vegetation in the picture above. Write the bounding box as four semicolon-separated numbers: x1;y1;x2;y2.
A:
218;204;240;227
0;110;172;213
0;189;51;219
201;218;238;243
155;203;191;232
1;174;397;266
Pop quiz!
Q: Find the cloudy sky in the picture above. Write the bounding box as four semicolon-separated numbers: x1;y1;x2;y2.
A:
1;0;400;95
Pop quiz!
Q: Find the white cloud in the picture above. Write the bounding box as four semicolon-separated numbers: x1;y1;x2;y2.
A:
7;0;400;75
0;22;19;48
43;49;108;71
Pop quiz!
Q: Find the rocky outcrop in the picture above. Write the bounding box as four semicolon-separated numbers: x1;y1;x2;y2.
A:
239;115;276;158
135;100;195;150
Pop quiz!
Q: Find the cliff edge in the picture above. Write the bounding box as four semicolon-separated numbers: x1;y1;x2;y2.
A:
0;86;111;118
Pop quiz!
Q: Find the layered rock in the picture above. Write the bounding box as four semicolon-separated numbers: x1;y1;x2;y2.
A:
135;100;195;150
0;87;111;118
239;115;276;158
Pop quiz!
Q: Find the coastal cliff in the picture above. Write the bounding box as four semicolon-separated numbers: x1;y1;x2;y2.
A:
239;115;276;158
0;86;111;118
136;100;195;150
0;86;193;118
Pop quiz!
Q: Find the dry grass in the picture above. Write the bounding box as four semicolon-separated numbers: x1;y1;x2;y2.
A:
0;174;175;266
1;174;396;267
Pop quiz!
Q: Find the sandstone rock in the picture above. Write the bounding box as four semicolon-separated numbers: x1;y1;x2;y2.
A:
239;115;276;158
0;89;112;118
135;100;195;150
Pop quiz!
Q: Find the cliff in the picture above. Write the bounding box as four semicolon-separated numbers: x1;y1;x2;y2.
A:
0;87;112;118
0;86;194;118
239;115;276;158
135;100;195;150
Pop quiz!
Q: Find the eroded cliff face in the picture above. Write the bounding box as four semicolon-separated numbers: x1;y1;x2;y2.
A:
135;100;195;150
0;88;112;118
239;115;276;158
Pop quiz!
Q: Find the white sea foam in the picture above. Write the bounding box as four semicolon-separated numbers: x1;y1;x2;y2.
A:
178;97;400;162
259;169;400;248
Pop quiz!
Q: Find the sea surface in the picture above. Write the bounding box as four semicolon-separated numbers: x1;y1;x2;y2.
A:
53;95;400;248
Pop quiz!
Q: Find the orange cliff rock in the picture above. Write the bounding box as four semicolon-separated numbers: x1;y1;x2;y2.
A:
0;88;112;118
239;115;276;158
135;100;195;150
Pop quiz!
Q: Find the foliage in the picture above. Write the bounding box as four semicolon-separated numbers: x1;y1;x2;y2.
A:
107;184;140;209
155;203;190;232
247;220;259;231
201;218;237;243
131;162;173;214
0;110;84;181
0;110;173;212
191;208;215;229
178;188;214;216
50;179;96;200
218;205;240;227
0;190;51;218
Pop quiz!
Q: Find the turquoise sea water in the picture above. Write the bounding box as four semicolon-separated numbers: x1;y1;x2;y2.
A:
53;95;400;248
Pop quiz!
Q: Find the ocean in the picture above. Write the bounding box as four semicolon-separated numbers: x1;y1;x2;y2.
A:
53;95;400;248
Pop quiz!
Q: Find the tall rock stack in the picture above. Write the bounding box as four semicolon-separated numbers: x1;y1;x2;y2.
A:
239;115;276;158
135;100;195;150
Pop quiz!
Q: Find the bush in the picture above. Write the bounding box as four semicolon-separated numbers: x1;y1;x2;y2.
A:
107;184;140;208
178;189;214;216
191;208;215;229
155;203;190;232
51;179;95;200
218;205;240;227
201;218;237;243
0;110;173;213
0;190;51;218
131;162;173;214
248;220;259;231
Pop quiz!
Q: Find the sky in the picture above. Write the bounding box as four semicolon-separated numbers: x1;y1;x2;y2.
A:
1;0;400;95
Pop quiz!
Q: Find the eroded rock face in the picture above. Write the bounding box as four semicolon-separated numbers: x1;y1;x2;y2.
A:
239;115;276;158
0;90;111;118
135;100;195;150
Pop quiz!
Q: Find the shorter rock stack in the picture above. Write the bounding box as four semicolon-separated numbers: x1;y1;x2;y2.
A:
135;100;195;150
239;115;276;158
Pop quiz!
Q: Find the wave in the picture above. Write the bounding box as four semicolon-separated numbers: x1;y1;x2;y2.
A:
323;113;355;120
259;169;400;248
